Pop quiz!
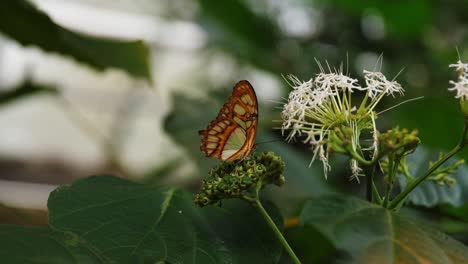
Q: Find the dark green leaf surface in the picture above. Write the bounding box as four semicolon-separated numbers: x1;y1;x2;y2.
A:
0;175;282;263
0;225;102;263
0;81;57;106
300;195;468;263
0;0;151;80
285;225;339;264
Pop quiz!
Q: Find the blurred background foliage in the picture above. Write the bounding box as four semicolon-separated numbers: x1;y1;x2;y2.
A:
0;0;467;262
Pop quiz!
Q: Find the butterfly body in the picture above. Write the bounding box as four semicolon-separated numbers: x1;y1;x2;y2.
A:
199;80;258;161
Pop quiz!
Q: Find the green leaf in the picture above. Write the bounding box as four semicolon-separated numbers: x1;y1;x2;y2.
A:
285;225;339;263
300;195;468;263
0;225;103;263
0;0;151;80
198;0;277;50
197;0;281;72
397;147;468;208
319;0;431;37
0;81;57;106
0;175;282;263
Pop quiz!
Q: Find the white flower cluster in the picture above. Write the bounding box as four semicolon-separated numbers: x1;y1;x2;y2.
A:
281;69;404;179
449;61;468;100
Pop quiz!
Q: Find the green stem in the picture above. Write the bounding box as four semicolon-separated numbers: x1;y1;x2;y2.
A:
382;154;397;207
364;164;374;202
349;150;372;166
388;121;468;210
388;144;463;210
364;163;382;204
348;146;381;166
372;180;383;205
254;199;301;264
251;181;301;264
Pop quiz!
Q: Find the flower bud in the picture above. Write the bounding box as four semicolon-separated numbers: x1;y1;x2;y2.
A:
194;152;286;207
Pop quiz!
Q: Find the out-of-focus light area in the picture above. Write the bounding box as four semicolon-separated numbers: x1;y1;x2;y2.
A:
0;0;284;209
0;0;467;213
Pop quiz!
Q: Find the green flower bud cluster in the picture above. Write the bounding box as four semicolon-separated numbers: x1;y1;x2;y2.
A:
428;155;465;188
194;152;285;207
428;173;457;187
328;126;354;154
379;127;420;156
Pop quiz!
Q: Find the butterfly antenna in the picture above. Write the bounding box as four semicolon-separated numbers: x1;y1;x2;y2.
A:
255;139;283;146
377;96;424;115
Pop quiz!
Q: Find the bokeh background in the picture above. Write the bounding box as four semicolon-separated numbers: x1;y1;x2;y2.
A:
1;0;467;259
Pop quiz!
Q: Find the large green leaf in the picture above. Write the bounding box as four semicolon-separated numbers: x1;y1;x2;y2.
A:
0;81;57;106
198;0;277;48
0;0;151;80
285;225;339;264
319;0;431;37
0;226;103;263
0;175;282;263
397;147;468;208
300;195;468;263
197;0;281;72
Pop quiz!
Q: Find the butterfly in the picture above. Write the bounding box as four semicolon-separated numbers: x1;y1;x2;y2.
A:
199;80;258;161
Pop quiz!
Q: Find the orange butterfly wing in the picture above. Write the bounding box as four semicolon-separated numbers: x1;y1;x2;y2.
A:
199;80;258;161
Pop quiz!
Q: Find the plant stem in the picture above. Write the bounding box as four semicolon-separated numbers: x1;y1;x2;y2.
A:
364;163;382;204
364;164;374;202
254;198;301;264
388;121;468;210
372;181;383;205
383;154;398;208
349;151;372;166
251;181;301;264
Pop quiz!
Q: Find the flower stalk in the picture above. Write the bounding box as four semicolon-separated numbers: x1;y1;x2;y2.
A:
195;152;301;263
250;180;302;264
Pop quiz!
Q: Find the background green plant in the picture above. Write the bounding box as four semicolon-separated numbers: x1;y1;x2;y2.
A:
0;0;467;263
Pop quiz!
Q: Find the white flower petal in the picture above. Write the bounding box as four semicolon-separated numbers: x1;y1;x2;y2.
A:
449;61;468;100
